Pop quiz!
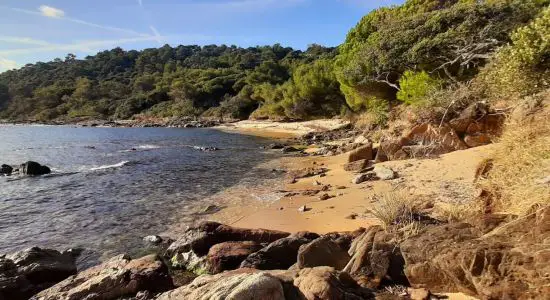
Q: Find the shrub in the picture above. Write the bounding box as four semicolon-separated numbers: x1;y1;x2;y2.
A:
477;6;550;102
397;71;443;106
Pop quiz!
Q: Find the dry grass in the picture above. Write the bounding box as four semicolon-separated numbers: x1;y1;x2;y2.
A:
434;202;483;223
367;190;417;230
479;92;550;215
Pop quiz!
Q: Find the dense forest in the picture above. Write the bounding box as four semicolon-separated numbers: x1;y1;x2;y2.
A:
0;0;548;123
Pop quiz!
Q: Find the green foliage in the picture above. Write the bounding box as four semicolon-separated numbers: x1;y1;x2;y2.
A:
0;44;335;121
397;71;443;105
478;6;550;100
336;0;549;109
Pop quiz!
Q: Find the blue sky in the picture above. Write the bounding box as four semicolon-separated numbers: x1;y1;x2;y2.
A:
0;0;404;72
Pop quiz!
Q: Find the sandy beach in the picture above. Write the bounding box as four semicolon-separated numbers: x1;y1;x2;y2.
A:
205;125;495;235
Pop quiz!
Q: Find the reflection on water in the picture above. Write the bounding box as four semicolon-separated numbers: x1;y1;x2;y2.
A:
0;125;281;268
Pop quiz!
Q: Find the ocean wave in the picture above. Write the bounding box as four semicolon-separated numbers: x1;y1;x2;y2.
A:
90;161;130;171
118;144;162;153
137;144;161;149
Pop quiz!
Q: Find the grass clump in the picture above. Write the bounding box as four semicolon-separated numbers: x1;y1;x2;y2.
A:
479;93;550;215
368;190;417;231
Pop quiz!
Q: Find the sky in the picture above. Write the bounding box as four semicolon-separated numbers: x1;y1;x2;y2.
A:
0;0;404;72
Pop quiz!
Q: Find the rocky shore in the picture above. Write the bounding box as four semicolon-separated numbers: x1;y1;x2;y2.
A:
2;99;549;299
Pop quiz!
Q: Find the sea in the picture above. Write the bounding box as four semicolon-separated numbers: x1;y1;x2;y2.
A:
0;125;283;268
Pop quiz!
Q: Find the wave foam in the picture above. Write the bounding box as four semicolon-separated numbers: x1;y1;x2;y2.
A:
90;161;130;171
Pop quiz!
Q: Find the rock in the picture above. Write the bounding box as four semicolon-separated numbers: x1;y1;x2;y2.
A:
241;232;319;270
166;221;290;256
313;180;322;186
33;254;174;300
207;241;263;274
400;209;550;299
374;137;409;162
343;159;373;172
344;227;407;289
345;213;358;220
464;133;492;147
347;143;373;163
404;123;467;154
352;172;376;184
282;146;300;153
373;166;396;180
319;193;332;201
0;247;77;300
0;164;13;175
143;235;163;245
268;143;286;150
297;237;351;270
20;161;51;176
353;135;369;145
298;205;311;212
408;288;431;300
289;167;327;179
171;251;208;274
157;269;286;300
293;267;373;300
199;204;221;214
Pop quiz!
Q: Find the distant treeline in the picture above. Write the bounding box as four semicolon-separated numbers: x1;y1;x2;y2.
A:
0;0;548;123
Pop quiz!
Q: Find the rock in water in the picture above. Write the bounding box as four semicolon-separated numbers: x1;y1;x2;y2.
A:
33;254;174;300
20;161;51;176
0;164;13;175
0;247;77;300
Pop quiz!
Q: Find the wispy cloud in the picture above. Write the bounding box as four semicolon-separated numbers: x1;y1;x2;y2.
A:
0;36;54;46
8;5;150;37
38;5;65;18
149;26;163;45
0;36;165;56
0;57;18;72
137;0;143;7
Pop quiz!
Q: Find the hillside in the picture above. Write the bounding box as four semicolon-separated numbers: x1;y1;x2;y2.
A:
0;0;548;124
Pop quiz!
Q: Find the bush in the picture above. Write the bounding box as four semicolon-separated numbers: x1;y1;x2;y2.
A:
477;6;550;102
397;71;443;106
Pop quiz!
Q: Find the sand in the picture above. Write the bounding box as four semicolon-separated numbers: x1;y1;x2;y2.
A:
209;141;495;234
215;119;350;138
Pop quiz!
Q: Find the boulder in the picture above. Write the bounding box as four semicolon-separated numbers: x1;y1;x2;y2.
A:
404;123;467;154
241;232;319;270
374;138;409;163
0;247;77;300
401;208;550;299
347;144;373;163
157;269;286;300
343;159;373;172
464;133;492;148
282;146;300;153
353;135;369;145
33;254;174;300
166;221;290;256
0;164;13;175
171;250;208;274
373;166;396;180
297;237;351;270
293;267;373;300
20;161;51;176
343;227;407;289
352;172;376;184
207;241;263;274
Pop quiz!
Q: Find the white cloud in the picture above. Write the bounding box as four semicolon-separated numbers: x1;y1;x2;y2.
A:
39;5;65;18
137;0;143;7
0;36;53;46
0;58;18;72
150;26;163;45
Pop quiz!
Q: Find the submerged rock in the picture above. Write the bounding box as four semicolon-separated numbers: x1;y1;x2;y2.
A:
0;164;13;175
20;161;51;176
